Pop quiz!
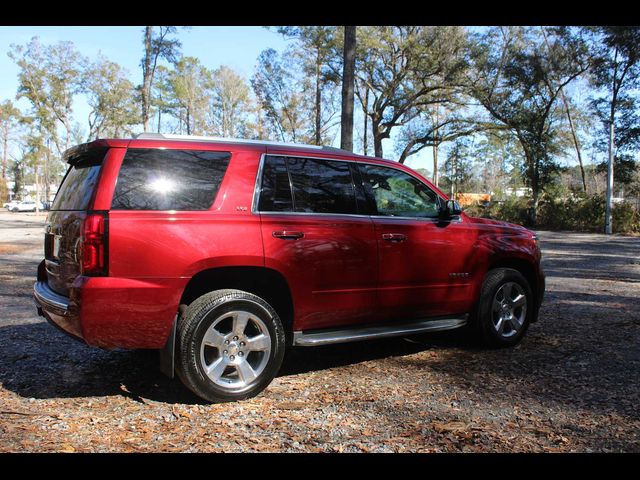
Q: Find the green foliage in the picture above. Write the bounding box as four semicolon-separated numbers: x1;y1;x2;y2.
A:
167;57;210;135
209;66;252;138
140;26;183;130
9;37;86;155
84;55;140;139
251;48;312;143
468;193;639;234
351;26;470;158
469;27;590;225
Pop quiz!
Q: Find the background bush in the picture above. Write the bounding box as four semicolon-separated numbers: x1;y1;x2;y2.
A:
465;194;640;234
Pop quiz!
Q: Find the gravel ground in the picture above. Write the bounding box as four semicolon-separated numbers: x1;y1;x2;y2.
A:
0;211;639;452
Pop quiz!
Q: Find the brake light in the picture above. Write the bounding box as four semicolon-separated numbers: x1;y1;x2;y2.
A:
81;213;107;275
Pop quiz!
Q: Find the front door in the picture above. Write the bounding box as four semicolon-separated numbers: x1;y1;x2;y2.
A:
357;163;476;320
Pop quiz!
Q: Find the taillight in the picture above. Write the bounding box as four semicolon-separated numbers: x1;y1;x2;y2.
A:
81;212;108;276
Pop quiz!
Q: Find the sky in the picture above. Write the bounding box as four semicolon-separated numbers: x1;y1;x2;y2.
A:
0;25;440;172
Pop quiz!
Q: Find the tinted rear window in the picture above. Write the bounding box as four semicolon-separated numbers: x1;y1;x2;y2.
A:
287;157;357;214
111;149;231;211
52;149;106;211
258;155;358;215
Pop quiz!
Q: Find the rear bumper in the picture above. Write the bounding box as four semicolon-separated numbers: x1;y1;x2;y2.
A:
34;265;184;349
34;280;85;342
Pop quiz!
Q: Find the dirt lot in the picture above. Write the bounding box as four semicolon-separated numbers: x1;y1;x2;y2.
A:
0;210;639;452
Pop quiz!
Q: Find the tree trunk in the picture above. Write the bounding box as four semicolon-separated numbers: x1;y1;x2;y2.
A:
142;26;153;132
560;93;587;193
362;85;369;156
373;120;384;158
157;93;162;133
432;106;440;186
432;143;439;186
314;50;322;145
2;131;7;180
540;27;587;193
340;26;356;152
34;165;39;214
44;139;50;206
529;157;540;227
605;121;615;234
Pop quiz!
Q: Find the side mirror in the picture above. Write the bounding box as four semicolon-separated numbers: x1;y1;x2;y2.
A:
449;200;463;215
438;199;463;220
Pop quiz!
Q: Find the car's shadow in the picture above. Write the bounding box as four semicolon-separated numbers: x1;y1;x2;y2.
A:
0;321;470;405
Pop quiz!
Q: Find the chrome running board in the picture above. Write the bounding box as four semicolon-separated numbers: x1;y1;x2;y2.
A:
292;316;468;347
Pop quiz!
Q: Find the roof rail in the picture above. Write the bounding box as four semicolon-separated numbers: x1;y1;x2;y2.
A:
135;133;353;155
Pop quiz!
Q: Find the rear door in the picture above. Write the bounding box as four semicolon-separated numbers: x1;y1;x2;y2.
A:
357;162;477;320
257;154;379;331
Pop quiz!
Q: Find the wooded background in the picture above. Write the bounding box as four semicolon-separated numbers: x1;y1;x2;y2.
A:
1;26;639;231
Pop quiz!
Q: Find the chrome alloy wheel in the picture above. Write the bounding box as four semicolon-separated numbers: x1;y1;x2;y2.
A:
199;310;272;391
491;282;527;338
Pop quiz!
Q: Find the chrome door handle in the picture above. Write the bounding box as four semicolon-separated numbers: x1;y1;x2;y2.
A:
273;230;304;240
382;233;407;242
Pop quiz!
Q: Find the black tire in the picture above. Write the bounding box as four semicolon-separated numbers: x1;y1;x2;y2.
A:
175;289;285;403
473;268;533;347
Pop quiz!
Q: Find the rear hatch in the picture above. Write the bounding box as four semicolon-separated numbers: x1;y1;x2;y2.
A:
44;145;108;297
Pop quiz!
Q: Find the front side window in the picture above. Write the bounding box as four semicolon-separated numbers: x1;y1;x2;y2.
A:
258;156;358;215
359;164;441;218
111;149;231;211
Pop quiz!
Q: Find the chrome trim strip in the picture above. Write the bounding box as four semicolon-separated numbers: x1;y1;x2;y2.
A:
34;281;70;313
257;210;462;223
292;316;468;347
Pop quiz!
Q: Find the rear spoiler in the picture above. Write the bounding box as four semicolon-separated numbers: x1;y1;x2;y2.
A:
62;138;130;165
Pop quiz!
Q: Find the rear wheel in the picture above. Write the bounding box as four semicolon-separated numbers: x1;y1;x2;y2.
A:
474;268;533;347
176;289;285;403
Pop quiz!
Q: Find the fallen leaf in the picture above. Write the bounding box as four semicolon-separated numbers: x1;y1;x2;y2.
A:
433;421;469;434
277;402;307;410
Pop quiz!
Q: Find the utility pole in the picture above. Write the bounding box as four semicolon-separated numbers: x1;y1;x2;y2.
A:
605;121;614;235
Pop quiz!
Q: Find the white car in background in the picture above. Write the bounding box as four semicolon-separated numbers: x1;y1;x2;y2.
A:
8;200;45;212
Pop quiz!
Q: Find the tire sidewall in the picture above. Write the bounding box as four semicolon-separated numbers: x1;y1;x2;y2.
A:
477;269;533;347
178;291;285;403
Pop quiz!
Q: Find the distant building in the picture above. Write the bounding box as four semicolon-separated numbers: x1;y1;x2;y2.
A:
505;187;532;198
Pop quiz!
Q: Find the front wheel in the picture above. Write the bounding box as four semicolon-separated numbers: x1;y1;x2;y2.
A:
473;268;533;347
176;289;286;403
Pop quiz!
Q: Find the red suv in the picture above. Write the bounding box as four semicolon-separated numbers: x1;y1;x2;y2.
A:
34;133;545;403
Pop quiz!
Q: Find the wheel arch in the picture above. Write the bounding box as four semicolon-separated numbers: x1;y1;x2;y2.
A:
486;255;541;322
178;266;295;337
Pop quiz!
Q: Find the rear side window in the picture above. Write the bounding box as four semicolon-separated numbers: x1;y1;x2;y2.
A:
258;155;358;215
111;149;231;211
287;157;357;214
52;149;106;211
